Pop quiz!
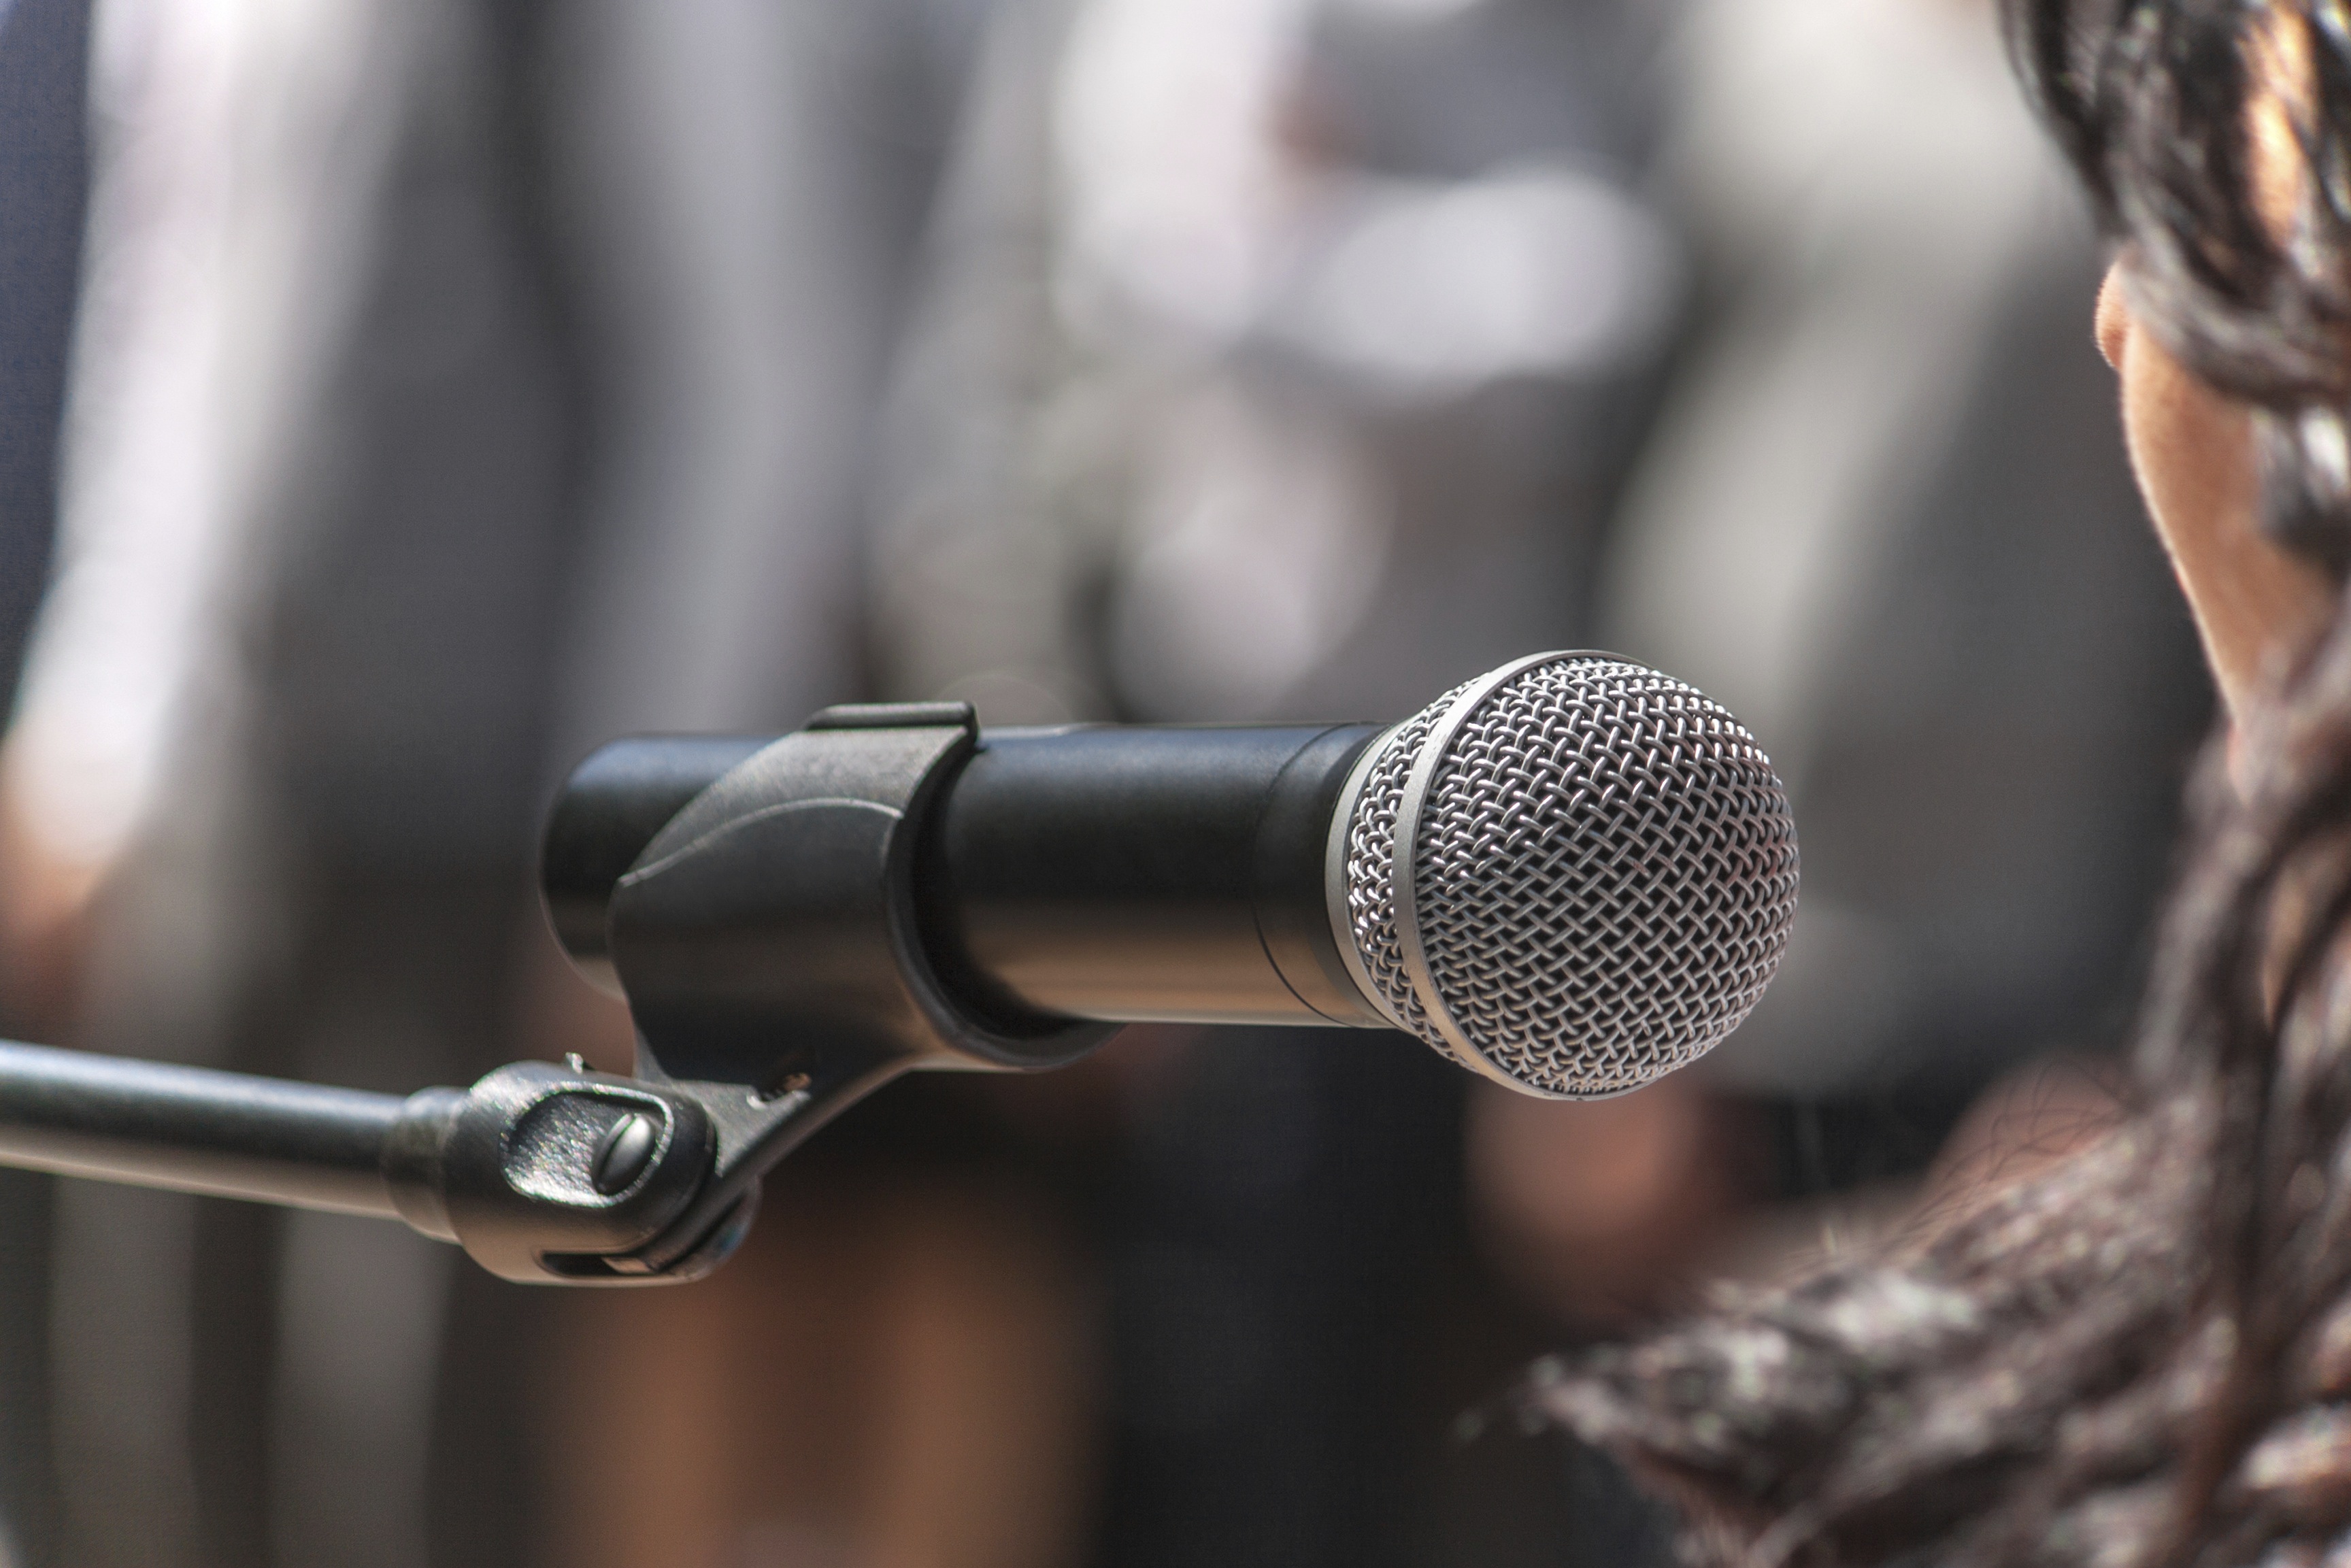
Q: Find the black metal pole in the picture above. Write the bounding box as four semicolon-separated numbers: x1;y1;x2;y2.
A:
0;1039;405;1218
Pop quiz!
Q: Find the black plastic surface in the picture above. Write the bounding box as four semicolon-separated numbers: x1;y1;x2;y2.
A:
918;723;1386;1025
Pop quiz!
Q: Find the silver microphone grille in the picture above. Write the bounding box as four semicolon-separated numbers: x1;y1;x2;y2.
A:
1332;652;1799;1098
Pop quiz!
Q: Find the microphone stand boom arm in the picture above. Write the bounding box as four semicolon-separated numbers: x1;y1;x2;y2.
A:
0;701;1123;1285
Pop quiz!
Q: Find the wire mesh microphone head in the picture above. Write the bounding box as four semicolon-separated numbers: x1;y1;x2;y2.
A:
1330;652;1799;1098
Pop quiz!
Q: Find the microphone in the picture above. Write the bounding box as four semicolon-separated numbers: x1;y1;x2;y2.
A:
0;650;1798;1287
547;650;1800;1101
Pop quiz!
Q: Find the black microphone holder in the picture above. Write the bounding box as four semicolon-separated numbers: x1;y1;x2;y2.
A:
0;701;1116;1285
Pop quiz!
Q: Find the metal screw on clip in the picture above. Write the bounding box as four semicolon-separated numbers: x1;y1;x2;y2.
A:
591;1114;658;1195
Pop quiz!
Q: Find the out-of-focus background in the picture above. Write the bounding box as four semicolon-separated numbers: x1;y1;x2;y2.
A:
0;0;2207;1565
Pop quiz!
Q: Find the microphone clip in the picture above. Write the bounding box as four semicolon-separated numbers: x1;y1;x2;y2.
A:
0;704;1113;1288
433;701;1111;1284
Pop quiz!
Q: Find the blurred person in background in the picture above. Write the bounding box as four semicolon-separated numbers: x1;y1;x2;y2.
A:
876;0;2210;1563
521;4;1106;1567
873;0;1693;1562
0;3;605;1561
0;1;1088;1566
876;0;1682;727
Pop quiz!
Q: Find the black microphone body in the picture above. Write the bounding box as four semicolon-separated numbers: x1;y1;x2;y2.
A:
544;716;1391;1037
919;722;1388;1031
